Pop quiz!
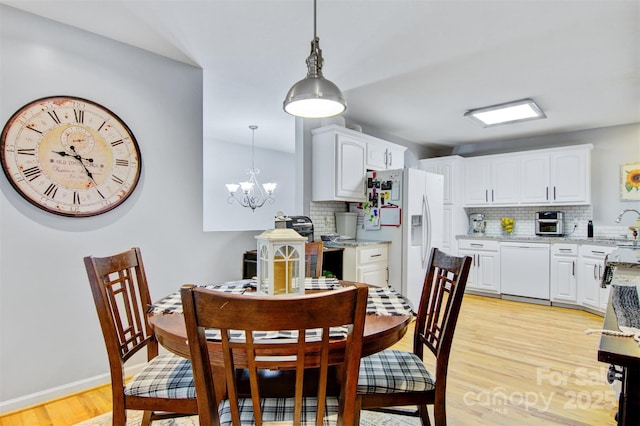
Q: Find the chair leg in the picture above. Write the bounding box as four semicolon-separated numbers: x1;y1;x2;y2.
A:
141;410;153;426
418;405;432;426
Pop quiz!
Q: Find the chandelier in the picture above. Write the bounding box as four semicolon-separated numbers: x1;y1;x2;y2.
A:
225;125;276;211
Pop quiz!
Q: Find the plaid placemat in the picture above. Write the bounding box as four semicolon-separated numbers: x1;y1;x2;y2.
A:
148;280;412;341
366;287;414;316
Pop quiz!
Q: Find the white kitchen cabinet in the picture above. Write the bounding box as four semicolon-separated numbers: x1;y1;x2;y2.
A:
342;243;389;287
458;239;500;294
500;242;550;300
578;244;615;313
550;243;578;304
366;140;406;170
550;148;590;204
519;146;591;205
312;126;367;202
463;156;519;206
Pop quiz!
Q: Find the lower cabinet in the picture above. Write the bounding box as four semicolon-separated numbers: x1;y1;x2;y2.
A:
578;244;615;312
342;244;389;287
458;239;500;294
550;243;578;303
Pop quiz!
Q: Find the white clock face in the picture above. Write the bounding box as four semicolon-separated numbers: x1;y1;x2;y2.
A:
1;96;141;217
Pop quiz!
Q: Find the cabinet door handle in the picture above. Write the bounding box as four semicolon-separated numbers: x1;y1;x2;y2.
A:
470;243;484;248
388;151;392;167
546;187;549;201
491;189;494;202
572;260;575;276
559;248;572;252
485;190;488;202
370;254;382;258
553;186;557;200
592;251;606;256
593;265;597;279
384;150;388;167
477;254;481;268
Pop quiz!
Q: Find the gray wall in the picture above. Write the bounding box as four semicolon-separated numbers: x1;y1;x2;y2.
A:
0;6;257;411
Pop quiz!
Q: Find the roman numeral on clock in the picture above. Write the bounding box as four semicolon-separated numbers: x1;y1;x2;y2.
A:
17;148;35;156
48;111;61;125
44;183;58;199
73;191;81;205
115;159;128;167
111;175;124;185
23;166;42;181
74;109;84;124
111;139;124;147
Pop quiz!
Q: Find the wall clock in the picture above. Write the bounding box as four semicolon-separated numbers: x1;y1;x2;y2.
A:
1;96;141;217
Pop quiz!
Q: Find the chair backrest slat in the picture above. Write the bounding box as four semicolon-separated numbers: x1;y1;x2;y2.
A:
85;247;155;363
182;283;368;425
414;248;472;362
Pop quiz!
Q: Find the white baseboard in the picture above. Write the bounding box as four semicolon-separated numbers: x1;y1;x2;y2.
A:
0;363;145;414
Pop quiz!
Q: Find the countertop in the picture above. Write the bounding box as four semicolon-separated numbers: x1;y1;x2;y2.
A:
456;234;632;247
323;239;392;248
606;247;640;269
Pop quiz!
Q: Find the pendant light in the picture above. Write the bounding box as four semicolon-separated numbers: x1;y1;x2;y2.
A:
283;0;346;118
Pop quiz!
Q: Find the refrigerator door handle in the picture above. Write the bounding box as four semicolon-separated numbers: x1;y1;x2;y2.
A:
421;194;430;268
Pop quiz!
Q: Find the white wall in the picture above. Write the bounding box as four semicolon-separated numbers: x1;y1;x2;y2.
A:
0;6;258;411
203;139;295;231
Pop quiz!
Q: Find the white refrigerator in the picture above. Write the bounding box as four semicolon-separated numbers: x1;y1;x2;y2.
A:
352;168;443;310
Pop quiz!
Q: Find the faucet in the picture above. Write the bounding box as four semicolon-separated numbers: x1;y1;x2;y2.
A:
615;209;640;223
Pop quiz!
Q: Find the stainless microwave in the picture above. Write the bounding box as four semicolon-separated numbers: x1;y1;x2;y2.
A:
535;211;564;236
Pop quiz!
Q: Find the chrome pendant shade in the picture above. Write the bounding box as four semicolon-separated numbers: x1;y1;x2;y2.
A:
225;125;276;211
283;0;346;118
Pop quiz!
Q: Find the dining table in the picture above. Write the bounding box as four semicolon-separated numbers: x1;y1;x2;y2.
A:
147;277;413;402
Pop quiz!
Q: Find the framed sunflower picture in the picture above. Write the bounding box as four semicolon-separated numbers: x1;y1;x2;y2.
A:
621;162;640;200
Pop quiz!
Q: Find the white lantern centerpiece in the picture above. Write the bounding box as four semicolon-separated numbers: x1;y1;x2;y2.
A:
256;228;306;296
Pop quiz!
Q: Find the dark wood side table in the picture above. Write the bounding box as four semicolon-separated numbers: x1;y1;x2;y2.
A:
598;291;640;426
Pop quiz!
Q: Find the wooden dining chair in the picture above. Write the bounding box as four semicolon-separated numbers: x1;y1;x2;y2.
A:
84;247;198;425
181;282;369;425
304;241;324;278
355;247;472;426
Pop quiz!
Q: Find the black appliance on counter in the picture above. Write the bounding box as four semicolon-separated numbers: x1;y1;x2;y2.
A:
288;215;314;243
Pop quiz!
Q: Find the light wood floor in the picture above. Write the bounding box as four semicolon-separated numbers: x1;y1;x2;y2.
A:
0;294;619;425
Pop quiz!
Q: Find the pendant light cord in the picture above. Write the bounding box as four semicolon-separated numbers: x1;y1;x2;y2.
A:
313;0;317;39
250;125;257;171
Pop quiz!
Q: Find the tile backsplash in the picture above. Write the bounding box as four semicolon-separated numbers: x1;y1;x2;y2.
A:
310;202;637;242
466;205;636;240
309;201;348;238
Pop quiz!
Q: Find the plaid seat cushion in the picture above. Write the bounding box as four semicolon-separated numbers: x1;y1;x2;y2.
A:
125;353;196;399
219;396;340;425
357;349;435;394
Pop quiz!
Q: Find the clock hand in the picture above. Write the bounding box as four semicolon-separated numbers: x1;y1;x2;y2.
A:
65;146;98;185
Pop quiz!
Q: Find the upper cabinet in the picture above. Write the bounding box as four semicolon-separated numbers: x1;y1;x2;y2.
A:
463;155;520;206
312;125;407;202
463;144;592;207
367;140;406;170
520;146;591;205
311;126;367;202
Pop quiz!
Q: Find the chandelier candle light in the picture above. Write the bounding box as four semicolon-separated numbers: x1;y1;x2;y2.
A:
225;125;276;211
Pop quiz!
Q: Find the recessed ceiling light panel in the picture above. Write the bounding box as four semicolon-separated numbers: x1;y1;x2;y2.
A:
464;98;546;127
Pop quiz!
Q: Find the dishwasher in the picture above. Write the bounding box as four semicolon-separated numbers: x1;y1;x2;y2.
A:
500;242;550;300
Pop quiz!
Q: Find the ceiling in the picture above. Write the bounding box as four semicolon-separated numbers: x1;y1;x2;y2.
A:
2;0;639;154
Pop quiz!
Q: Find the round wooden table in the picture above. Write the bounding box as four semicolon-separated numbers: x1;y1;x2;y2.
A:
149;305;411;367
148;283;411;402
